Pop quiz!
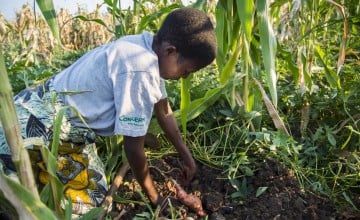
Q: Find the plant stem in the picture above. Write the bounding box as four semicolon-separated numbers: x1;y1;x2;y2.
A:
0;46;39;198
99;161;130;219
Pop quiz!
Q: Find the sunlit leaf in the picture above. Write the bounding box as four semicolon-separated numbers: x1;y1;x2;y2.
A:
256;186;268;197
314;45;341;88
254;79;289;136
36;0;61;45
0;173;57;220
237;0;254;42
180;77;191;135
256;0;278;107
219;40;242;84
184;80;235;121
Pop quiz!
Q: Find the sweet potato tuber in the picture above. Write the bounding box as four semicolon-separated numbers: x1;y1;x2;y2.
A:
174;181;206;217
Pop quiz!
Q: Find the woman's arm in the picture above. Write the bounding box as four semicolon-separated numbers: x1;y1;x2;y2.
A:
123;135;160;205
154;98;196;184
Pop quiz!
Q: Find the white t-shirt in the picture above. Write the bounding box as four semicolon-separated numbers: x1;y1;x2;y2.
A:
53;32;167;137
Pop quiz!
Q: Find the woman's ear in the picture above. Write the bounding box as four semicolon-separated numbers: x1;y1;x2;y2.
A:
164;45;177;55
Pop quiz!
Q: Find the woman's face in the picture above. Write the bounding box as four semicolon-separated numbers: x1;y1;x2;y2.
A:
156;43;199;80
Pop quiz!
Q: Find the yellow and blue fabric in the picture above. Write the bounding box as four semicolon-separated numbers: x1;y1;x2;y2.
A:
0;79;108;215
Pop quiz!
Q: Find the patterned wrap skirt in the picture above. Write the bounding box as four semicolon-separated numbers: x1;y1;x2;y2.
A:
0;78;108;215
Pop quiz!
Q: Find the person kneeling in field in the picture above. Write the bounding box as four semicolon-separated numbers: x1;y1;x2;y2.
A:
0;7;217;215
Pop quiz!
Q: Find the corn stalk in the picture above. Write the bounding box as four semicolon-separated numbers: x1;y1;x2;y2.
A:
280;0;346;136
177;0;282;132
0;47;39;197
0;46;58;219
36;0;61;45
214;0;281;131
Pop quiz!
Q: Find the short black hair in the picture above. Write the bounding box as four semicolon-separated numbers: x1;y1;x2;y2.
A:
157;7;217;69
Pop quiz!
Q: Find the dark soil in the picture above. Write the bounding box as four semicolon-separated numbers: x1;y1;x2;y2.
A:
108;155;360;220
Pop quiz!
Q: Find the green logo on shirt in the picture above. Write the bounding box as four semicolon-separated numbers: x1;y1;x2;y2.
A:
119;115;145;127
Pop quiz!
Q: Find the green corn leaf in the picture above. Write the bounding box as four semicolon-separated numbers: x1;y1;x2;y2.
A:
73;15;114;33
64;197;73;220
226;0;234;46
314;45;341;88
104;135;123;177
47;101;89;214
278;46;300;83
36;0;61;45
0;173;57;220
40;147;64;214
180;77;191;134
216;1;244;85
0;46;40;197
215;7;226;73
229;9;242;53
191;0;207;10
219;39;242;85
215;1;227;73
186;88;222;121
79;207;104;220
256;0;278;107
184;80;235;121
138;4;181;33
40;147;59;180
39;184;51;209
49;103;89;153
237;0;254;42
74;15;108;27
50;104;65;156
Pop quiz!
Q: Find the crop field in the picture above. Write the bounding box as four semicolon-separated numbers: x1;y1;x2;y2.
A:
0;0;359;219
